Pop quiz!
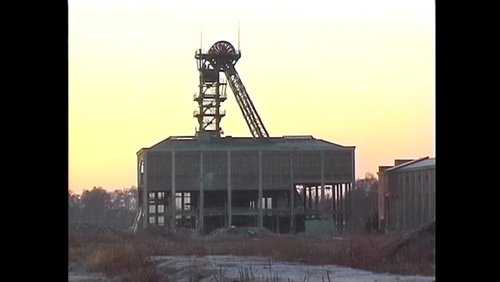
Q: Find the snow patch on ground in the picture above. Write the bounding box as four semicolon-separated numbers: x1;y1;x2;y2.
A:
68;261;110;282
153;255;435;282
67;273;110;282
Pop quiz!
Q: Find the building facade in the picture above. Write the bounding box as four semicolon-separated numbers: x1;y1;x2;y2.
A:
378;157;435;232
136;135;355;234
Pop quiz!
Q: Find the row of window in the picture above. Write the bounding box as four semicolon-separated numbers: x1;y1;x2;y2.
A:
149;192;165;200
149;216;165;225
149;204;165;214
148;192;192;214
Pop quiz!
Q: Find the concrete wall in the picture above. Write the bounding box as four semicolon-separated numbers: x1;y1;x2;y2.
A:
144;149;353;192
379;164;435;232
138;147;355;233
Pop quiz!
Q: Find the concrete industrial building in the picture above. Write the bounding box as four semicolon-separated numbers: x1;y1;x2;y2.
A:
134;41;355;234
377;157;435;232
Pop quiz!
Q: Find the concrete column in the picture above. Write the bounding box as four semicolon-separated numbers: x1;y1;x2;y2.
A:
334;184;338;230
332;185;335;224
340;184;344;231
336;184;339;230
417;172;422;227
199;151;204;234
227;150;232;227
416;175;420;227
180;193;184;227
420;173;425;226
289;153;295;233
315;186;319;212
350;149;355;231
344;184;348;231
425;172;434;221
302;186;307;209
258;150;263;228
402;176;406;230
347;182;352;231
142;154;148;229
351;149;355;189
409;173;413;229
404;176;407;230
320;151;325;207
137;156;141;204
136;156;142;228
401;174;406;230
306;186;310;210
406;175;410;229
406;173;410;230
396;177;400;230
170;151;176;231
431;171;435;220
413;172;417;229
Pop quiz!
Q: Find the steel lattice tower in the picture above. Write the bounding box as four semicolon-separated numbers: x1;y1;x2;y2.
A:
194;41;269;139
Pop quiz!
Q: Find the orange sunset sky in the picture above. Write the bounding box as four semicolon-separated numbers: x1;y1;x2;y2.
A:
69;0;435;194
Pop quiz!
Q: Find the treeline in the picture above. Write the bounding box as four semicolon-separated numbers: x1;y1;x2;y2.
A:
351;173;379;233
68;174;378;233
68;186;138;231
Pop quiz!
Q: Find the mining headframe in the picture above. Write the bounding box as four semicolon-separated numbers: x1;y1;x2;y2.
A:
134;40;355;234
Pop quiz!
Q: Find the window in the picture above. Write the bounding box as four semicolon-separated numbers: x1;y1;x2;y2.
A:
157;204;165;213
158;216;165;225
176;192;183;209
148;192;155;200
149;205;156;213
184;193;191;210
158;192;165;200
261;197;272;209
140;161;144;184
148;216;156;224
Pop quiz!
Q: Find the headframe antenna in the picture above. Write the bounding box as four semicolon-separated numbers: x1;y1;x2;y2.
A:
237;20;241;51
200;23;203;51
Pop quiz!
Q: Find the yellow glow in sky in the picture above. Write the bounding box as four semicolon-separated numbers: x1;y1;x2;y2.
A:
69;0;435;194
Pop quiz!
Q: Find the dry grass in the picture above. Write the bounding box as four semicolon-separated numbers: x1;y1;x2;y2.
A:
69;230;434;281
69;232;162;281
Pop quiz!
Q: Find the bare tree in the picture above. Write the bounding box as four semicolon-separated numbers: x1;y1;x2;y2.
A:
81;187;111;223
351;173;379;233
68;190;83;223
69;186;138;231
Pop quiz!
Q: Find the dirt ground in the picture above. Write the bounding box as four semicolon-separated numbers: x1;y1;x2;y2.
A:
68;224;435;281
